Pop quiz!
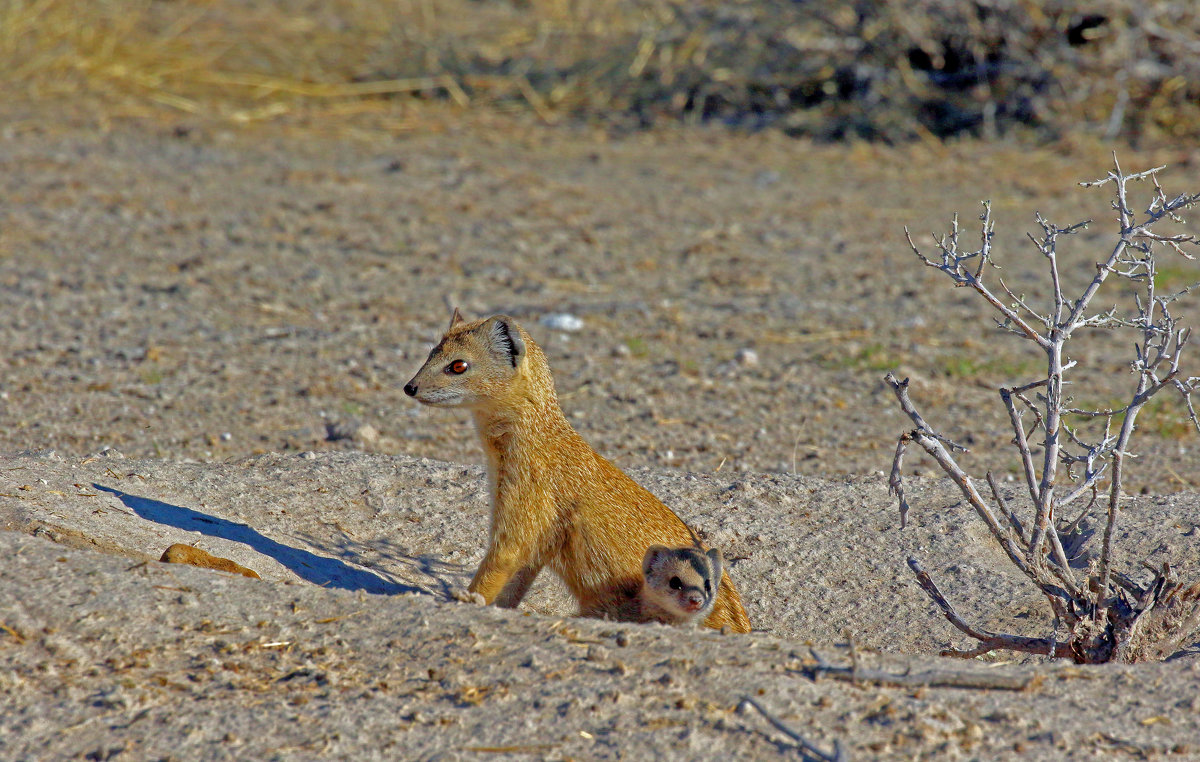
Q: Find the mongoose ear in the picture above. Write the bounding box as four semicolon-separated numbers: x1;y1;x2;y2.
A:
643;545;670;575
487;316;525;368
448;307;465;330
706;548;723;584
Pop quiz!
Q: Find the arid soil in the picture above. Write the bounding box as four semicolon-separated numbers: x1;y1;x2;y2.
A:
2;102;1200;759
3;107;1199;489
3;450;1199;760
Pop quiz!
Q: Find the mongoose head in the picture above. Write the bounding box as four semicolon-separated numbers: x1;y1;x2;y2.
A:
641;545;722;625
403;310;537;409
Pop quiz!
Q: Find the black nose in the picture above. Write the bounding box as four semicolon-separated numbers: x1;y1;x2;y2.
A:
403;381;418;397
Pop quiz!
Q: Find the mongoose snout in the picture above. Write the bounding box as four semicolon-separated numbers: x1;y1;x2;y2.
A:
403;381;418;397
639;545;724;626
671;575;706;611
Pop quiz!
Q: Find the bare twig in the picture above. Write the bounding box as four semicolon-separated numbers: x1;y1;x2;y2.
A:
908;558;1072;659
999;385;1042;509
1095;359;1151;616
986;471;1026;544
887;374;1072;594
886;373;969;453
906;206;1051;349
738;697;846;762
889;433;911;529
801;647;1033;691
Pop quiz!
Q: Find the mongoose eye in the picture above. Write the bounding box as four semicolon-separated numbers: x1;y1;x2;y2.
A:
704;580;711;594
446;360;469;375
669;576;682;590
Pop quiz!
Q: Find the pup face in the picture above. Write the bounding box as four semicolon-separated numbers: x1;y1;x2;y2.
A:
403;312;526;408
642;545;723;622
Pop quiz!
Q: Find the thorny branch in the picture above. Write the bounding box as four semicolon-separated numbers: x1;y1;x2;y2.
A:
890;157;1200;663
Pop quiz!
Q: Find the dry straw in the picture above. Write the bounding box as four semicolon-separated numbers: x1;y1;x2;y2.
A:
2;0;1197;140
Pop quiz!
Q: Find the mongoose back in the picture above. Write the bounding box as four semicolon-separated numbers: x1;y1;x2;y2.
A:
403;311;751;633
638;545;722;626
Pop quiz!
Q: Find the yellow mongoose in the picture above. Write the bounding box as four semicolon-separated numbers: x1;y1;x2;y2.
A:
403;311;751;633
637;545;723;626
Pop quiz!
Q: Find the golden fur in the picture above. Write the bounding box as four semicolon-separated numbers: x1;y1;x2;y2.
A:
404;312;751;632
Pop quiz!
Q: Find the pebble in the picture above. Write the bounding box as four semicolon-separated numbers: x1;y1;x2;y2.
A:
753;170;781;187
586;644;609;662
325;421;380;447
735;348;759;367
521;653;543;670
355;424;380;447
540;313;584;332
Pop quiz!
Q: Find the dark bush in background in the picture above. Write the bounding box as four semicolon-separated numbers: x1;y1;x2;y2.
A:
5;0;1196;143
362;0;1200;142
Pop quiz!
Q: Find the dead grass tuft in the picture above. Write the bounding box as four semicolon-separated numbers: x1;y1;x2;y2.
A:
2;1;1198;140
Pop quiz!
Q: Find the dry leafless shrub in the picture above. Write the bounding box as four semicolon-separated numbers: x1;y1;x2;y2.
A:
888;158;1200;663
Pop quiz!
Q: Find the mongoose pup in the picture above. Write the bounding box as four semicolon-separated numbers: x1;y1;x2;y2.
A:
403;311;751;633
638;545;722;626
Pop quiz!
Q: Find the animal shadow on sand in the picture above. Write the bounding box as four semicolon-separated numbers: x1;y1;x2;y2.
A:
95;484;424;596
296;528;473;602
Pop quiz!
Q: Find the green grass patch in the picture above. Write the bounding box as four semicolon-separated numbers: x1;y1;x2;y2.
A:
1153;264;1200;293
624;337;649;358
939;353;1040;380
820;342;900;373
1138;397;1195;439
1069;396;1194;440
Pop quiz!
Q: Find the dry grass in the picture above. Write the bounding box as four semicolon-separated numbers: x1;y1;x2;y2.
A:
0;0;413;123
0;0;643;126
2;1;1198;140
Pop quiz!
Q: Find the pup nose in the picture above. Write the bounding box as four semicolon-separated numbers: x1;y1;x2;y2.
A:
403;381;418;397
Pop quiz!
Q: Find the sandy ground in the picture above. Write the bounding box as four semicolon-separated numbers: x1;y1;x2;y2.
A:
2;107;1199;489
2;450;1199;760
2;104;1200;759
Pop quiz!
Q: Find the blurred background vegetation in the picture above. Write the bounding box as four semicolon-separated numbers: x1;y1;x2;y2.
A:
1;0;1197;142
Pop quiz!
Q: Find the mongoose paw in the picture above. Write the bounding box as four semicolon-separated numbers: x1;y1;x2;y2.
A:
451;589;486;605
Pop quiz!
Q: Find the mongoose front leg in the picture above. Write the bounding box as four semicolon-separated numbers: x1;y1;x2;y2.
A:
493;562;543;608
469;476;555;606
468;550;520;604
468;534;543;605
